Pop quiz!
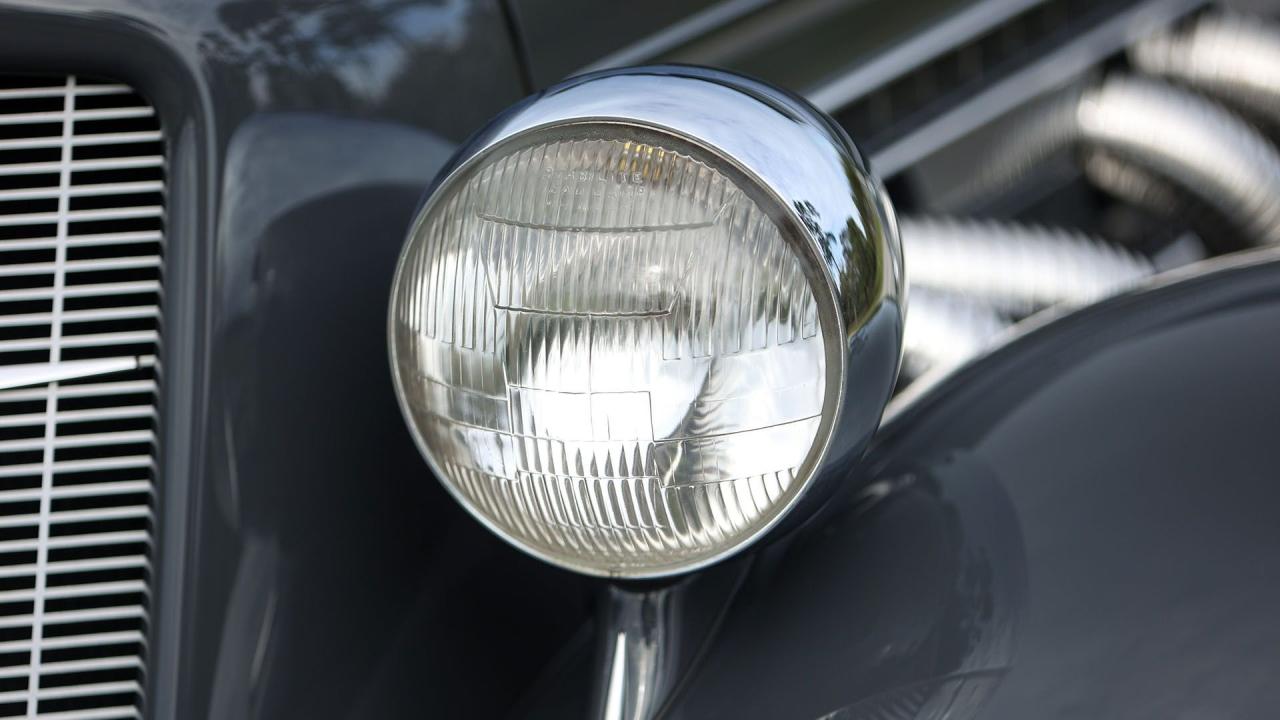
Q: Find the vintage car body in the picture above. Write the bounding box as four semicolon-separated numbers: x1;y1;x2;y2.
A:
0;0;1276;718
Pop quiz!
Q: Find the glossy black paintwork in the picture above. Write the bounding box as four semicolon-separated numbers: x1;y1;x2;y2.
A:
881;255;1280;719
661;455;1025;719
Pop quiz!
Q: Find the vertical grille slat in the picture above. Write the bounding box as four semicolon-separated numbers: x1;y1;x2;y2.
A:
0;74;161;720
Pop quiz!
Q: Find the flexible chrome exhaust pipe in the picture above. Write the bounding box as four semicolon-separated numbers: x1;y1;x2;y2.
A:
902;287;1009;380
898;216;1154;379
1131;12;1280;129
899;216;1153;317
960;75;1280;246
897;17;1280;379
1079;76;1280;246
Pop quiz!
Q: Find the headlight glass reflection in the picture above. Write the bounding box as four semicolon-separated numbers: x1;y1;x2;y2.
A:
390;127;831;576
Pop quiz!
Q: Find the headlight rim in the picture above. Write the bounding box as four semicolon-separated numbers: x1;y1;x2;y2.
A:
387;66;902;579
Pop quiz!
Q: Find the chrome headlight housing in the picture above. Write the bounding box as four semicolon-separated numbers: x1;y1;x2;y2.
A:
389;67;903;578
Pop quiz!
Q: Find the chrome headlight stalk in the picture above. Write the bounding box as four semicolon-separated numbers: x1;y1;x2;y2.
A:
388;65;904;579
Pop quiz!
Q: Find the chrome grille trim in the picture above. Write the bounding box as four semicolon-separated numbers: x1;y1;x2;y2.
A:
0;74;162;720
864;0;1206;176
807;0;1046;113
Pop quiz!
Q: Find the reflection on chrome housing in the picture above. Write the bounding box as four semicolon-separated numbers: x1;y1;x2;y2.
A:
388;66;904;577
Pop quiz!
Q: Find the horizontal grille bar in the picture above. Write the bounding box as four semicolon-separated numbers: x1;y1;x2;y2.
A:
0;657;143;681
0;231;164;252
15;706;141;720
0;155;163;175
0;280;162;303
0;379;157;403
0;556;151;581
0;83;132;100
0;505;153;529
0;255;163;276
0;106;153;125
0;208;163;229
0;131;162;152
0;531;153;555
0;331;160;354
0;631;147;654
0;179;164;200
0;407;155;428
0;306;160;329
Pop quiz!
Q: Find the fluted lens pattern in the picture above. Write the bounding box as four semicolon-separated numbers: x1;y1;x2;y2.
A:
390;131;828;576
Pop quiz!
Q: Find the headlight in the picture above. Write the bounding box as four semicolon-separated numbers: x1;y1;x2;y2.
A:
389;67;903;577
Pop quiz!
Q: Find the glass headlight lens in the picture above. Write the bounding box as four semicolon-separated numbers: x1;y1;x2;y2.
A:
390;126;838;577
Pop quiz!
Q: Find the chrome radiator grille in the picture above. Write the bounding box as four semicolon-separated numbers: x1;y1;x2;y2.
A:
0;75;163;719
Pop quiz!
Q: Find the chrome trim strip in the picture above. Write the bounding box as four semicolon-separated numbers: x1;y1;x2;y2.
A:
573;0;774;76
806;0;1046;112
867;0;1206;176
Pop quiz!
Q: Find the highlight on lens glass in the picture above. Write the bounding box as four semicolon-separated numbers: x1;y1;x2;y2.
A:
388;68;903;577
